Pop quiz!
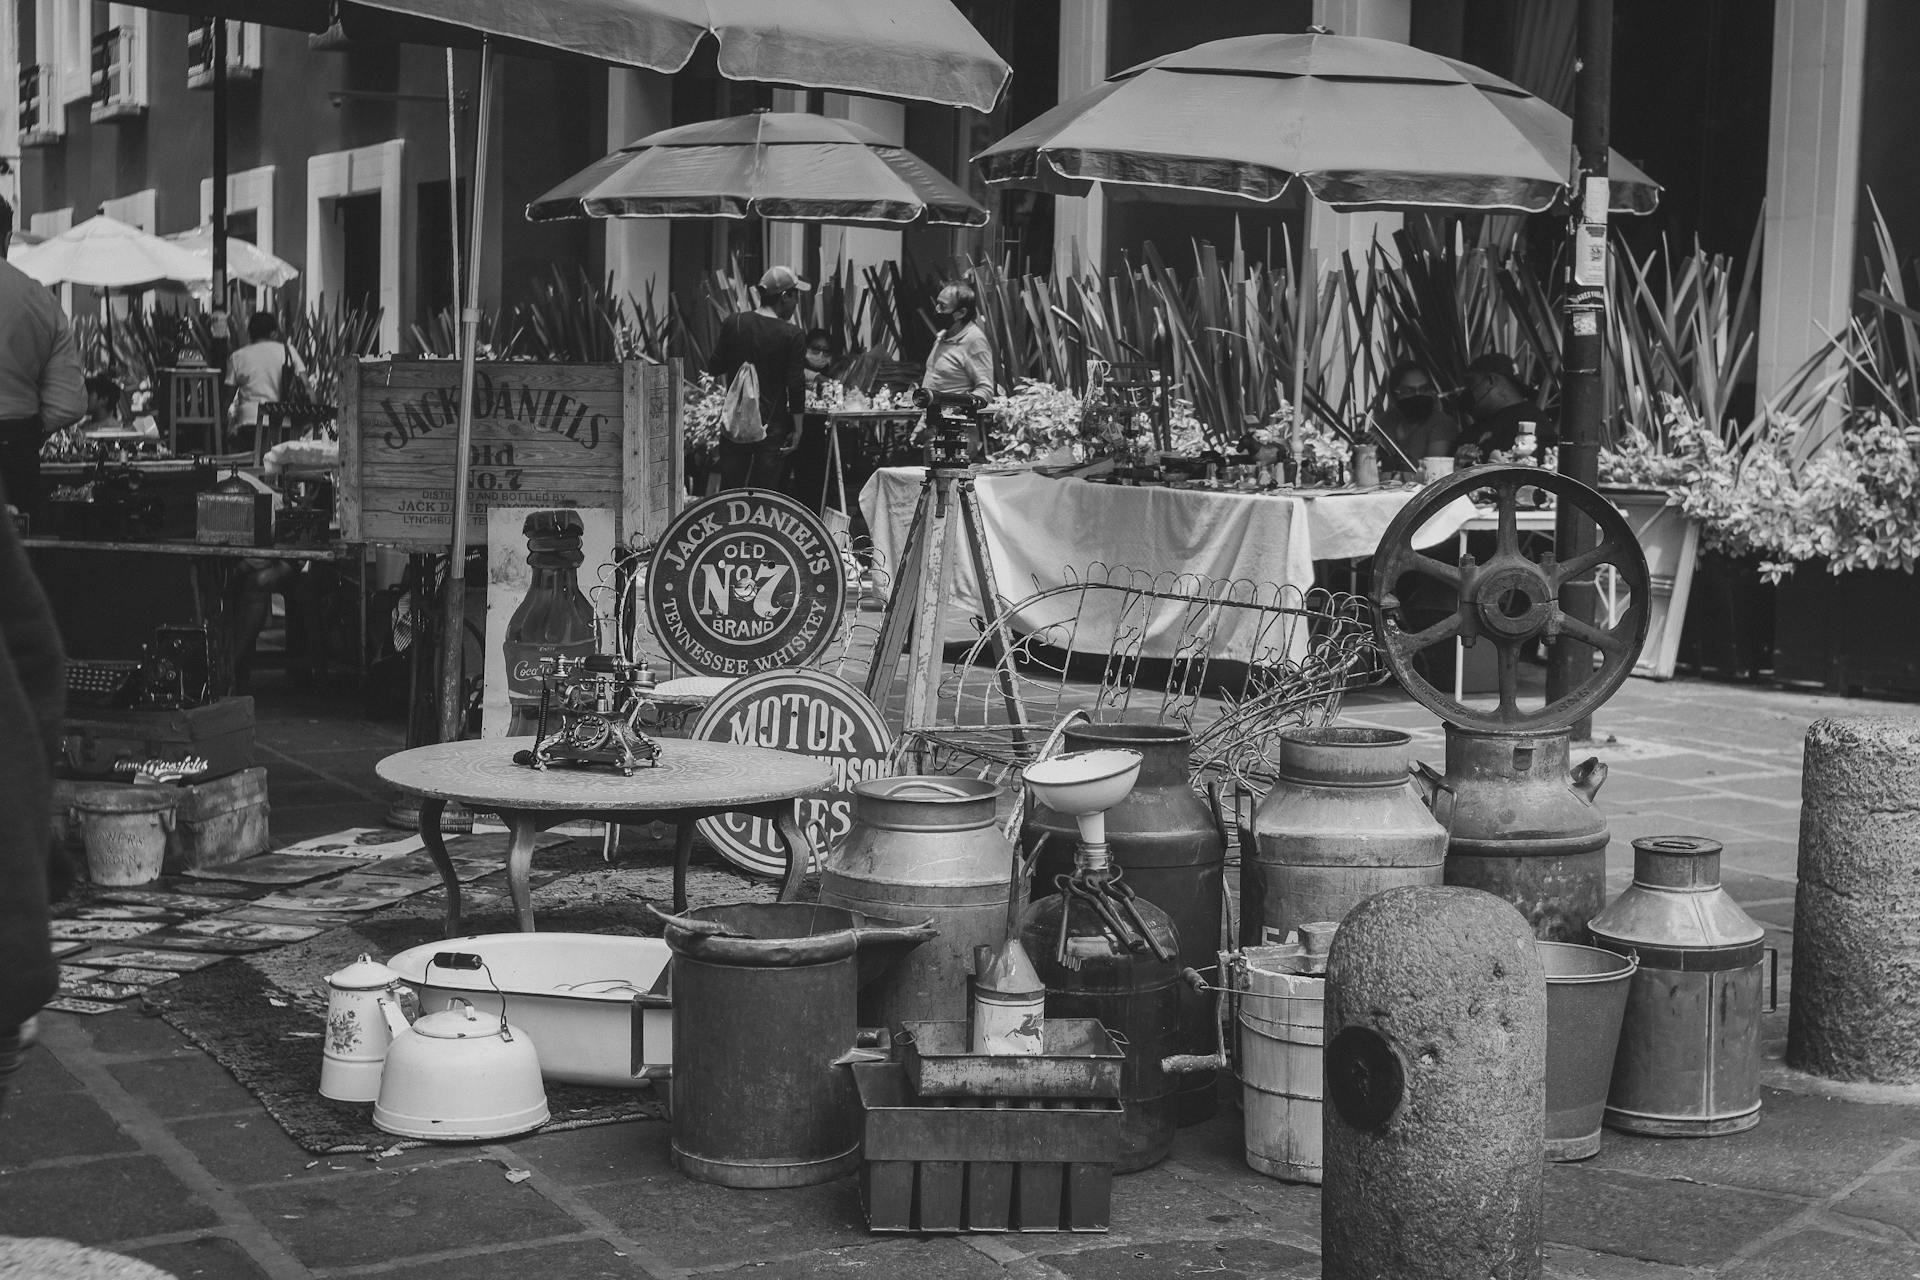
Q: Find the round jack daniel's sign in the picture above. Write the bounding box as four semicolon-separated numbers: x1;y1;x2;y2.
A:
646;489;846;677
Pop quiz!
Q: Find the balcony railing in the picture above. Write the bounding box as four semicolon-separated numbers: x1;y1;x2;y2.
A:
19;63;63;146
187;20;262;89
91;26;145;122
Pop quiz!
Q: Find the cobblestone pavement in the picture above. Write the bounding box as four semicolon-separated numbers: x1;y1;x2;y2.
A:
4;673;1918;1279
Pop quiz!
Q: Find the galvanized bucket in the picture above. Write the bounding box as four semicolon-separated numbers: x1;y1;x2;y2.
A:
1539;941;1636;1161
72;789;177;886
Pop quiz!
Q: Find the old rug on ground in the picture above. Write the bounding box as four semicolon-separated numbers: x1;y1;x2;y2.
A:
145;839;780;1154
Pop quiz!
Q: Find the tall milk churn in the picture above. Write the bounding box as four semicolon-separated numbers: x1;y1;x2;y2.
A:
1424;727;1610;942
1587;836;1768;1136
1363;462;1654;949
822;776;1015;1030
1247;728;1447;946
655;903;935;1187
1018;748;1182;1171
1024;721;1225;1125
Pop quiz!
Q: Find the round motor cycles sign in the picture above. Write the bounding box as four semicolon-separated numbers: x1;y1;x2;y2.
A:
646;489;846;677
690;669;895;878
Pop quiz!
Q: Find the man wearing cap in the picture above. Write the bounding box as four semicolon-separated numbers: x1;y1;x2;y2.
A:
711;265;810;492
1460;353;1552;458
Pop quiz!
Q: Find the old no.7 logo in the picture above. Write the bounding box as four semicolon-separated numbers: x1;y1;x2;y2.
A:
700;561;790;620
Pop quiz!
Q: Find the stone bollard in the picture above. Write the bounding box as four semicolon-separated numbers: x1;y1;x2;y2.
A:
1788;717;1920;1082
1323;885;1546;1280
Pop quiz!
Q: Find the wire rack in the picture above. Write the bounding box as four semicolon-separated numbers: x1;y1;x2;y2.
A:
890;563;1386;794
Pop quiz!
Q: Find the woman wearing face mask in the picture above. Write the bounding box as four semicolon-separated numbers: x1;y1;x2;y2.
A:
1368;360;1459;474
802;329;839;389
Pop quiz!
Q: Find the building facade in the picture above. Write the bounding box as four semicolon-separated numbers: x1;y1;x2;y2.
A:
3;0;1914;405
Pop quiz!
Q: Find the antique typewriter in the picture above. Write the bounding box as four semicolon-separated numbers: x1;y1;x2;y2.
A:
66;659;142;709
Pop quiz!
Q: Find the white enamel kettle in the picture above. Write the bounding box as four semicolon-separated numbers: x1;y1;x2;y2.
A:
371;998;549;1141
320;955;412;1102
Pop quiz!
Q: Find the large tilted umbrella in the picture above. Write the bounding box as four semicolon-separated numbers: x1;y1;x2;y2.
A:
528;111;988;227
117;0;1010;114
11;214;210;289
975;31;1659;456
163;227;300;290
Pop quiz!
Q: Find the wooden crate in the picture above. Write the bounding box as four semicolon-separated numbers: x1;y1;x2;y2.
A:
853;1062;1121;1234
169;766;270;869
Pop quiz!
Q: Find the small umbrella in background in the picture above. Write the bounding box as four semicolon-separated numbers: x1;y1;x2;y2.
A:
528;110;988;227
10;214;209;289
163;226;300;290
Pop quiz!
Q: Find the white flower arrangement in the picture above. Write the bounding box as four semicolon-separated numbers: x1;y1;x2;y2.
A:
985;380;1086;463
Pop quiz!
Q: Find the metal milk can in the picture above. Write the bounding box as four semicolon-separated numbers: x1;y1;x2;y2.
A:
1024;721;1225;1125
1365;464;1654;948
1018;747;1182;1172
1587;836;1769;1136
822;775;1015;1030
1420;726;1610;942
1248;727;1447;946
654;902;935;1187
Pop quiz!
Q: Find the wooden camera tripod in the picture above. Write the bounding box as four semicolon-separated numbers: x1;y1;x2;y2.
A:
863;465;1022;731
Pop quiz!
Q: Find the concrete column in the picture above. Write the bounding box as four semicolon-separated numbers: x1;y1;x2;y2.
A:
1052;0;1108;277
1789;717;1920;1082
604;68;673;310
1309;0;1407;274
1757;0;1868;416
819;94;905;287
1323;885;1545;1280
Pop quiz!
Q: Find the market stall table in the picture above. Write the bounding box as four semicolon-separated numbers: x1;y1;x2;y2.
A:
377;739;835;936
859;467;1480;656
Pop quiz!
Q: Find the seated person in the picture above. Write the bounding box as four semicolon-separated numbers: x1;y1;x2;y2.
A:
79;374;124;434
802;328;840;394
1459;353;1552;458
226;313;305;456
1368;360;1458;473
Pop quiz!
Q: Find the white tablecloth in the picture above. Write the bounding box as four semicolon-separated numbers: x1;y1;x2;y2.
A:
858;468;1478;654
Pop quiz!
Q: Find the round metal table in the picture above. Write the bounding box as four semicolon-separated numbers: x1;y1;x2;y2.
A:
376;739;834;935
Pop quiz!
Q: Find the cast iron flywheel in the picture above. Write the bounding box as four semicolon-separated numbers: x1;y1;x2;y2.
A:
1368;464;1650;733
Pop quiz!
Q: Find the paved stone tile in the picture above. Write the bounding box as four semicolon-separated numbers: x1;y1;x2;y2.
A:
577;1169;871;1270
0;1084;138;1168
1106;1160;1285;1233
167;1114;324;1188
130;1234;274;1279
707;1238;1006;1279
1038;1235;1317;1279
106;1053;259;1120
79;1008;203;1058
1598;772;1735;803
509;1118;664;1188
1586;1091;1920;1200
2;1042;86;1100
0;1154;216;1244
242;1159;584;1269
1831;1168;1920;1238
376;1237;648;1279
1542;1165;1793;1268
1542;1242;1707;1277
1720;1227;1920;1278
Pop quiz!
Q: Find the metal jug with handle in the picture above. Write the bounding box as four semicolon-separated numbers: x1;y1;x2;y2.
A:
319;954;412;1102
372;997;549;1141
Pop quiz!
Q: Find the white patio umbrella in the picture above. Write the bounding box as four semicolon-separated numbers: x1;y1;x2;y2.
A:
10;214;210;289
163;227;300;289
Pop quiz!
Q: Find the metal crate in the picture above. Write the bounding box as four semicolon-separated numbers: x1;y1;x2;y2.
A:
853;1061;1121;1233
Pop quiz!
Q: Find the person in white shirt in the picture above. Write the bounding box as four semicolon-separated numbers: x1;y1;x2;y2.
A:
225;312;305;446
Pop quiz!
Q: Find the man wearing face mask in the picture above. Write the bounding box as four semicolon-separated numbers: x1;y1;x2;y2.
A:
1368;360;1458;474
915;283;997;457
1460;352;1552;457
